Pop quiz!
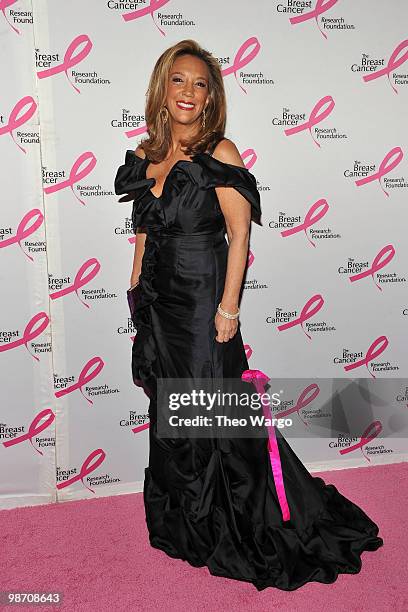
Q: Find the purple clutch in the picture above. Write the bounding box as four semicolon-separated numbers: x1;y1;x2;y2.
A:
127;282;140;326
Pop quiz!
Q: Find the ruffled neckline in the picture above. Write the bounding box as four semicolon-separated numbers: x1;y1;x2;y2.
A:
142;152;203;200
114;148;262;225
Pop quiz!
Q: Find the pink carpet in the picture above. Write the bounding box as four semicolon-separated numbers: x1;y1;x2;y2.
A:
0;462;406;612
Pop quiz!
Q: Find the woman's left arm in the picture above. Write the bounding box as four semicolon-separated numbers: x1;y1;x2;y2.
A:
212;139;251;343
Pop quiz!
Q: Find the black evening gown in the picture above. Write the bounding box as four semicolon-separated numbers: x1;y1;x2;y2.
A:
114;142;383;591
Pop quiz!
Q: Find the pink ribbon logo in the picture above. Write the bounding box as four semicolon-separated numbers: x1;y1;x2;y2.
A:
56;449;106;494
244;344;253;360
132;422;150;434
276;383;320;428
122;0;171;35
54;356;105;404
125;123;147;140
284;95;335;148
241;148;257;170
247;250;254;268
281;199;329;247
349;245;395;291
242;369;290;522
50;258;101;307
0;95;37;153
0;312;49;361
2;408;55;455
0;209;44;261
0;0;19;34
355;147;403;197
37;34;93;93
343;335;389;378
43;152;97;204
221;37;261;94
339;420;383;462
277;294;324;340
363;40;408;94
289;0;338;40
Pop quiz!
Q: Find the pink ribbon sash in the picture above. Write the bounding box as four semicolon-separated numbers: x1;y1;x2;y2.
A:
242;369;291;522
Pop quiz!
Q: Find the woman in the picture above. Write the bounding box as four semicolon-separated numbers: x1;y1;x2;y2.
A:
114;39;383;591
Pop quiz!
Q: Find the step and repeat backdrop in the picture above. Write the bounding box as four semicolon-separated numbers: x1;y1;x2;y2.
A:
1;0;408;509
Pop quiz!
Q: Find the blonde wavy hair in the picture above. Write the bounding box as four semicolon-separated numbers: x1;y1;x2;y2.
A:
139;39;227;162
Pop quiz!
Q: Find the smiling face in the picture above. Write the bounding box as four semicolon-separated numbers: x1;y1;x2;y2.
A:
165;53;210;129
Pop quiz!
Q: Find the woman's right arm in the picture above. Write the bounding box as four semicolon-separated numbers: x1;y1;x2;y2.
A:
130;145;147;286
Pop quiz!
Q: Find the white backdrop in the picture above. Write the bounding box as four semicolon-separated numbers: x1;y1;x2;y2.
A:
1;0;407;510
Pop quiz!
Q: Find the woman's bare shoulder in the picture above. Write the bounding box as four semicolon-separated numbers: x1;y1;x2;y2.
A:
134;144;146;160
211;138;245;168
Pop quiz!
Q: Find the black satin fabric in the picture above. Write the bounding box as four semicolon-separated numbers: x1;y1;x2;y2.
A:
114;149;383;591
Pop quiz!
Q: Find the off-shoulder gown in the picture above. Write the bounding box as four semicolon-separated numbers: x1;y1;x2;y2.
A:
114;143;383;591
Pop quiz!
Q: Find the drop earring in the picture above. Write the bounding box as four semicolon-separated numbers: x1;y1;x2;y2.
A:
160;106;169;124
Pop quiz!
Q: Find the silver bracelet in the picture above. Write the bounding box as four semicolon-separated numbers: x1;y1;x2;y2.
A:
217;302;240;320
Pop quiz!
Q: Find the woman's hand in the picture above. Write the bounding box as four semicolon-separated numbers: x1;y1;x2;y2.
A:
215;311;238;343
